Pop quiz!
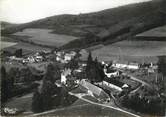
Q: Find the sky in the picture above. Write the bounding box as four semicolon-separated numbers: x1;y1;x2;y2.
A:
0;0;151;23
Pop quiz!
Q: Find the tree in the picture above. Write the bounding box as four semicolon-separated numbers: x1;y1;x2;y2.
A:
60;85;68;106
86;54;105;83
32;80;56;113
15;49;22;57
158;56;166;76
44;63;61;83
40;80;55;111
86;52;93;74
32;90;43;113
19;67;33;83
86;52;93;82
158;56;166;95
1;65;6;78
8;67;19;84
1;66;8;103
87;52;93;65
65;59;78;70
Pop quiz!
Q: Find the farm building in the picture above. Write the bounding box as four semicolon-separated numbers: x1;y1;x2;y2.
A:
112;61;139;70
135;25;166;41
61;68;72;84
103;67;120;78
79;79;110;101
79;49;89;61
128;63;139;70
103;78;129;92
102;81;123;92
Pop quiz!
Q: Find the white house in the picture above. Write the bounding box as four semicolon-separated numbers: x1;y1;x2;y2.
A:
127;63;139;70
27;56;35;63
80;79;110;101
103;68;119;78
112;63;128;69
102;81;123;92
61;68;71;84
122;84;129;88
64;54;72;61
35;56;43;62
9;56;23;62
56;56;61;61
112;62;139;70
69;51;76;56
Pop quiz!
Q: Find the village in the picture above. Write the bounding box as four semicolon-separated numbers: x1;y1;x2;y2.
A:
1;47;165;116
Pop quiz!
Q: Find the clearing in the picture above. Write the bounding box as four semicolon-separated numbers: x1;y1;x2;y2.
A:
89;40;166;63
13;28;79;47
1;41;17;49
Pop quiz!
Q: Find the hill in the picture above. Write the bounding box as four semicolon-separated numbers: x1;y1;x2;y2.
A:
135;25;166;40
1;21;18;30
1;0;165;50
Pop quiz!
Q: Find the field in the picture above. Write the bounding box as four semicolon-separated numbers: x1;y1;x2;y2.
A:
136;25;166;38
2;36;51;56
4;93;33;112
14;42;50;51
89;40;166;63
1;41;17;49
39;101;135;117
13;28;79;47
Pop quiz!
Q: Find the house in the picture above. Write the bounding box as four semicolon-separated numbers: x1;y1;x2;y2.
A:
122;84;129;88
64;54;72;61
112;62;128;69
61;68;72;84
27;56;35;63
79;49;89;61
102;81;123;92
79;79;110;102
56;51;62;57
112;61;139;70
127;63;139;70
64;51;76;61
103;67;120;78
42;50;51;54
35;56;43;62
56;56;61;61
69;51;76;56
8;56;23;63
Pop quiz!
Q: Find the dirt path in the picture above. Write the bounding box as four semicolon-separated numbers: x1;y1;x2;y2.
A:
28;103;90;116
69;92;141;117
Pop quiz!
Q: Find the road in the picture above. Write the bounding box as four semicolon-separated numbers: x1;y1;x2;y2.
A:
69;92;141;117
28;103;90;117
29;91;140;117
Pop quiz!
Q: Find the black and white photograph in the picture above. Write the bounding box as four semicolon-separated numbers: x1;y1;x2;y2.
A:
0;0;166;116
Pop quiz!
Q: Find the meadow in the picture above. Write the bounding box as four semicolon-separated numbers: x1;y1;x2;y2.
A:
40;100;135;117
13;28;79;47
1;41;17;49
89;40;166;63
136;25;166;38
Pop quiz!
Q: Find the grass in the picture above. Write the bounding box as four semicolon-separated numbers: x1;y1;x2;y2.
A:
71;85;88;94
13;28;78;47
2;41;51;57
40;102;135;117
4;93;33;112
1;41;17;49
89;40;166;63
136;25;166;38
82;95;99;103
